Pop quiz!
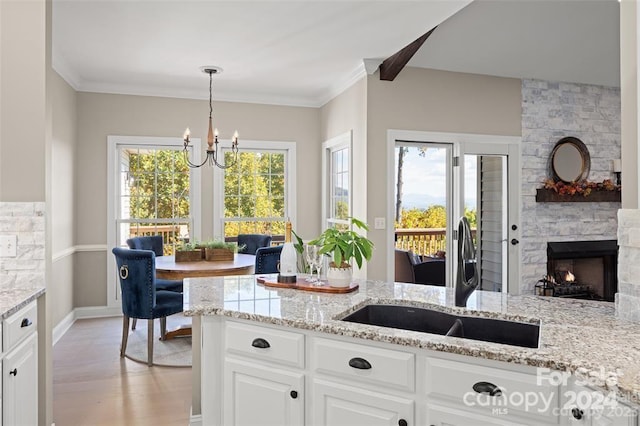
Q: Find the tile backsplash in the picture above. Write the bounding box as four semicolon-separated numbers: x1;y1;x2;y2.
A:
0;202;45;289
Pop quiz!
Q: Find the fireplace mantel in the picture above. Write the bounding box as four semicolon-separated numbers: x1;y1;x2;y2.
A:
536;188;621;203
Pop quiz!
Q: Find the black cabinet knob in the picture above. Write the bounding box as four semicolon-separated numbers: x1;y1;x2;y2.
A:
21;318;32;328
348;357;372;370
511;224;518;231
572;408;584;420
398;419;408;426
511;238;519;245
251;338;270;349
290;390;298;399
9;368;17;376
472;381;502;397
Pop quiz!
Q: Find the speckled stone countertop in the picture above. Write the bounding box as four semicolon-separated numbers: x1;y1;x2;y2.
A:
185;275;640;405
0;284;45;320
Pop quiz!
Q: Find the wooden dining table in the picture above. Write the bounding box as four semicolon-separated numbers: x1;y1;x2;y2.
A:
155;254;255;339
155;253;255;280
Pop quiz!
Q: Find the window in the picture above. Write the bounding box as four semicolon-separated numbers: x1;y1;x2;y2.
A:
107;136;201;307
214;141;296;242
118;147;192;253
323;132;352;230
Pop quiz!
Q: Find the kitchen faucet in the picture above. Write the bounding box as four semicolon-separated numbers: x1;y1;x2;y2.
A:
455;217;479;307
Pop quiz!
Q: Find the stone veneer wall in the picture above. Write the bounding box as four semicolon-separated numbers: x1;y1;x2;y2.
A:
0;202;45;289
520;79;621;294
617;210;640;322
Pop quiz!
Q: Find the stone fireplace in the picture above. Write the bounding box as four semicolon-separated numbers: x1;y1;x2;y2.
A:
546;240;618;301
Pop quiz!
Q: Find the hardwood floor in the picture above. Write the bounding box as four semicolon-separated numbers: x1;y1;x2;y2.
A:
53;316;192;426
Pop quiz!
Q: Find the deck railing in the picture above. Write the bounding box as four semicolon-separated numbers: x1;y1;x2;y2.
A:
395;228;476;257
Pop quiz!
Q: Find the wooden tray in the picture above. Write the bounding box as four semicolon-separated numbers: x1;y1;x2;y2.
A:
256;276;359;293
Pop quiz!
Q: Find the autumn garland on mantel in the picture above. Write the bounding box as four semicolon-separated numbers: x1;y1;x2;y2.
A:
542;178;620;197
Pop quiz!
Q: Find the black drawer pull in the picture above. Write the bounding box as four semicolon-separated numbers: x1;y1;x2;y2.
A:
251;338;270;349
472;381;502;396
9;368;17;376
348;357;372;370
21;318;32;328
398;419;408;426
290;390;298;399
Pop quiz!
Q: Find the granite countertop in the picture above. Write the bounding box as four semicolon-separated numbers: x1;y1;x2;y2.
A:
0;284;45;320
184;275;640;405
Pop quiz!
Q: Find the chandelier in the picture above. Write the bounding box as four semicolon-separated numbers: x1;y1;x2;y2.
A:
182;66;239;169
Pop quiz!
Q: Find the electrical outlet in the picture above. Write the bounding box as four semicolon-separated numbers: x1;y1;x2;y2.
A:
0;235;17;257
374;217;386;230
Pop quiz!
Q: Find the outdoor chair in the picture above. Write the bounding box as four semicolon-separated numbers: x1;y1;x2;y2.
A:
394;249;422;283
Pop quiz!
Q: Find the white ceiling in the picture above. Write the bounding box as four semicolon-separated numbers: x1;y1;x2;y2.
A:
52;0;620;108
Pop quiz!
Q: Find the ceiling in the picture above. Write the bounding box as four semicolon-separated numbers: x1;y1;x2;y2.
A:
52;0;620;108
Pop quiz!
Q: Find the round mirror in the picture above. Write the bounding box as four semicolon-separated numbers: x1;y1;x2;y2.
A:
549;137;590;183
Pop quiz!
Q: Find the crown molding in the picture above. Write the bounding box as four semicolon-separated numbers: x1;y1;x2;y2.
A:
52;54;81;90
317;62;368;107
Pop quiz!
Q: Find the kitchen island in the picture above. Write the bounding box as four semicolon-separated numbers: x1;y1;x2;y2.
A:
185;275;640;426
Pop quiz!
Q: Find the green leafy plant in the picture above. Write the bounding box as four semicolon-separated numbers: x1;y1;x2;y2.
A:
177;240;200;251
309;217;374;269
198;239;243;252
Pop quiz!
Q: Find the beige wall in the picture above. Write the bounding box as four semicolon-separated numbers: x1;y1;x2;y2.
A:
0;0;47;201
51;71;76;325
620;0;638;209
365;67;522;280
319;77;368;278
75;92;320;307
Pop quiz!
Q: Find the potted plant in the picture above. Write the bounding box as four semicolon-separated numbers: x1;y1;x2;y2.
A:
175;240;204;262
309;217;374;287
200;239;241;261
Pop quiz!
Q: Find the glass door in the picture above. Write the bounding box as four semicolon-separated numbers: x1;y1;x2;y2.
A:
391;134;520;294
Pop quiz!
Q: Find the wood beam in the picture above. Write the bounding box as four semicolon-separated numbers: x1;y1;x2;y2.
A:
379;26;438;81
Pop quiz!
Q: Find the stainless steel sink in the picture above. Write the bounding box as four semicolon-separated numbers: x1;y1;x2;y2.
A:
340;304;540;348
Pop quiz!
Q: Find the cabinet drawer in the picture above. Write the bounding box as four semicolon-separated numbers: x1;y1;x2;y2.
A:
311;337;415;392
3;301;37;350
426;357;560;423
225;321;305;368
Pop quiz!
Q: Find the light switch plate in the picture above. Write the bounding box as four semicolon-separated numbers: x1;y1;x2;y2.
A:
0;235;17;257
374;217;386;230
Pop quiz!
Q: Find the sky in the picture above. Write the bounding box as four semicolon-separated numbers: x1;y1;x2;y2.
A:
395;146;477;210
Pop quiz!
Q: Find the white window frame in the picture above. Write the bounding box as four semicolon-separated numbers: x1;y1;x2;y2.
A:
106;136;202;308
321;131;353;230
213;140;297;238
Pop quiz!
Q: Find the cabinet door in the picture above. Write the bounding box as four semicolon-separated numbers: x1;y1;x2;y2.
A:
3;333;37;426
428;403;530;426
224;358;303;426
313;379;414;426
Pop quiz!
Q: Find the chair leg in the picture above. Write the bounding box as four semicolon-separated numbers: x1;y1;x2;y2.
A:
131;318;137;331
120;316;130;358
147;319;154;366
159;317;167;341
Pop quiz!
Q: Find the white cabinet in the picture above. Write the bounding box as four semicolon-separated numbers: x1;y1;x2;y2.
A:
3;334;37;426
201;317;638;426
428;403;529;426
313;379;414;426
224;358;303;426
2;301;38;426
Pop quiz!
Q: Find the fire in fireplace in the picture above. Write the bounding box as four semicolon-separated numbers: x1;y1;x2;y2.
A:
546;240;618;301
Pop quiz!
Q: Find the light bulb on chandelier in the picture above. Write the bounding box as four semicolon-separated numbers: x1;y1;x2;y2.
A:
182;66;239;169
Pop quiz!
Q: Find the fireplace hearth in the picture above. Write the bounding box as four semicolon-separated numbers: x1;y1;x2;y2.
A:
546;240;618;301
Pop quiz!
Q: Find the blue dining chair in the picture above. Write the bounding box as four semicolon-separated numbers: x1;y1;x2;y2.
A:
126;235;183;292
112;247;184;366
237;234;272;255
255;245;283;274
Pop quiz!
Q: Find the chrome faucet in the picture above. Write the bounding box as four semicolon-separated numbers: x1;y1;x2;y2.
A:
455;217;479;307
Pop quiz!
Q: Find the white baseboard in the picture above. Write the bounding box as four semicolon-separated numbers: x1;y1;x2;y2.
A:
52;306;123;345
52;310;76;346
74;306;122;319
189;411;202;426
